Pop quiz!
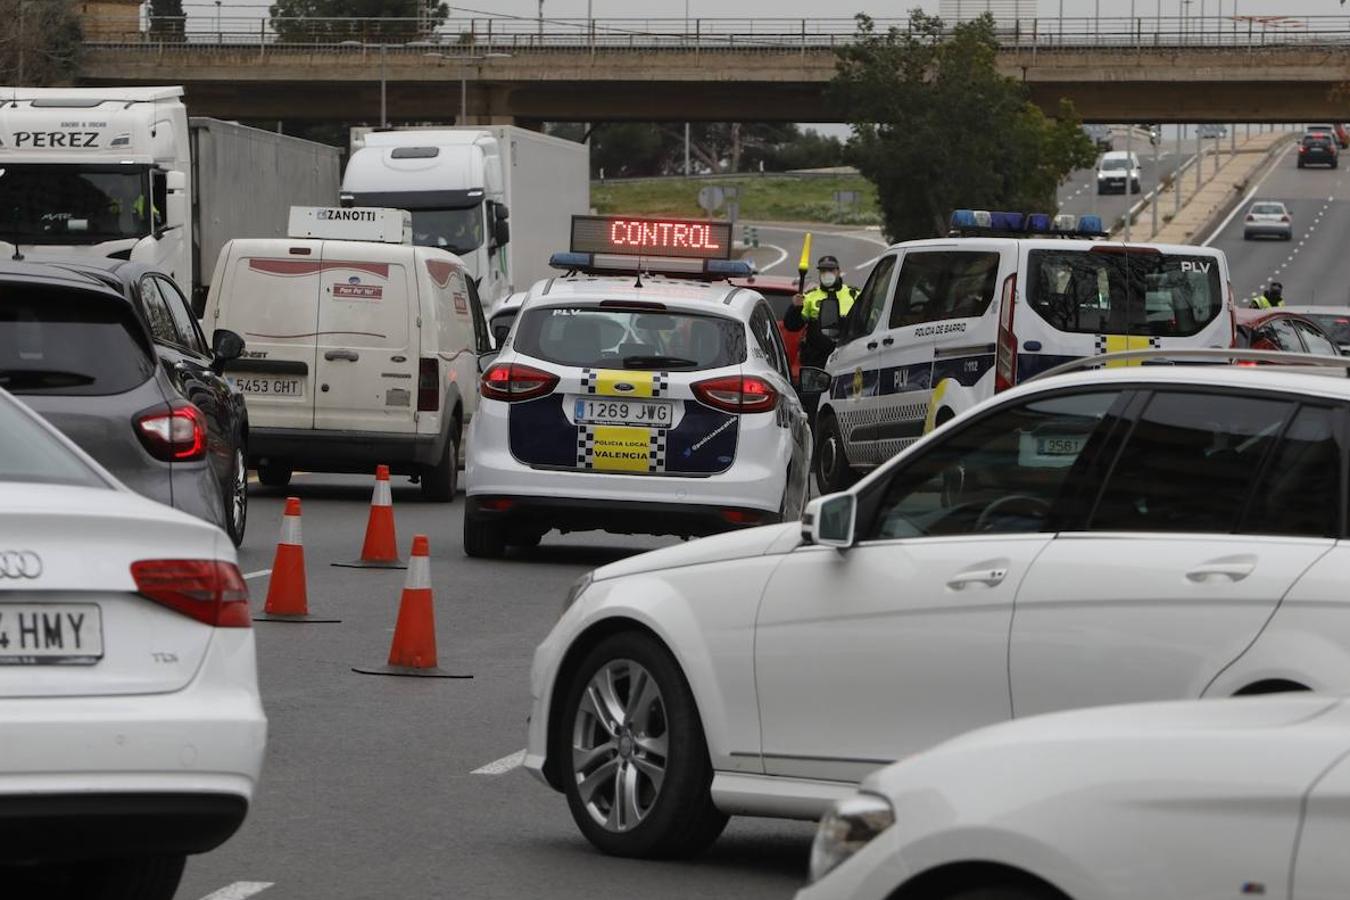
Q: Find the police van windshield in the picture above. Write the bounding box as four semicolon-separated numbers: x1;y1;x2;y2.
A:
1025;249;1223;338
514;306;746;371
410;207;484;255
0;164;151;243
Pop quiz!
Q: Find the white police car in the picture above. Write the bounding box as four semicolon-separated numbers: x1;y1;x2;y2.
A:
813;209;1235;491
463;215;813;557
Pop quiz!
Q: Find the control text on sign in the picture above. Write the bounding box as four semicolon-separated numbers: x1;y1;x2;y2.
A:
570;215;733;261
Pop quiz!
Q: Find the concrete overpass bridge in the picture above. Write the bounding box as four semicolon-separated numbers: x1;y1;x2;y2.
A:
74;13;1350;124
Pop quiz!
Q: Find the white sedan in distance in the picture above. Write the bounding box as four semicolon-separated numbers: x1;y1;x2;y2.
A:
527;359;1350;858
1244;200;1294;240
0;388;265;899
799;693;1350;900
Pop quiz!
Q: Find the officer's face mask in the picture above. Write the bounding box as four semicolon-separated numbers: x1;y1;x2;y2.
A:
819;271;839;289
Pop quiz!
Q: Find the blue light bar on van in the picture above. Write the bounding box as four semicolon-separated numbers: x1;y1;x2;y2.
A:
950;209;1108;238
1077;215;1105;235
1025;213;1053;233
548;252;754;280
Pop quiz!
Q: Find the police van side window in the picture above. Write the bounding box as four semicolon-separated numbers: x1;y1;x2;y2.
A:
888;251;1000;328
843;254;897;342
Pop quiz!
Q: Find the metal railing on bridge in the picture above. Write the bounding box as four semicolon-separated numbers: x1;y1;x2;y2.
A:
87;13;1350;53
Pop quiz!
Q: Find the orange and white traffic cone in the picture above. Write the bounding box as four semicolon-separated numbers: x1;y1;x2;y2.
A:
333;465;405;570
352;535;470;678
255;497;340;623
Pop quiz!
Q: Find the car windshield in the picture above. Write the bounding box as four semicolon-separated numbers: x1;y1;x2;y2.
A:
1251;204;1286;215
0;284;155;395
1025;249;1224;337
1100;158;1131;171
514;306;747;370
0;392;106;487
0;164;151;243
1305;313;1350;346
410;207;484;255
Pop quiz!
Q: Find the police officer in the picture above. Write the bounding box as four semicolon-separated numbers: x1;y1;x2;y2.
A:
1254;281;1285;309
784;255;857;370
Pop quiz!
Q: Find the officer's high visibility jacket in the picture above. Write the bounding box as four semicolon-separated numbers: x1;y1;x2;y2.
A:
800;284;857;320
1254;294;1284;310
784;283;857;367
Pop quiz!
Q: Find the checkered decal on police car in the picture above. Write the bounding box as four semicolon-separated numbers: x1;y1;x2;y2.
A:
1094;335;1162;355
575;424;667;472
651;373;668;398
581;369;598;394
649;429;668;473
577;425;595;466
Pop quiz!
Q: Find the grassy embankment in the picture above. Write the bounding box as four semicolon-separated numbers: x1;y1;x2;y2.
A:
590;174;881;226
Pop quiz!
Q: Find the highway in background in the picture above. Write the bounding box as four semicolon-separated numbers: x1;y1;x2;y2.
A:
745;223;889;286
1207;143;1350;307
1058;134;1187;233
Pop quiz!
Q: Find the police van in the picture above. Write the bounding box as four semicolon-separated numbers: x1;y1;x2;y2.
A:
201;206;492;500
812;209;1235;492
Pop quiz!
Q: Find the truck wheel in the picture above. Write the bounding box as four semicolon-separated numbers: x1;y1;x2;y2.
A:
463;503;506;559
256;462;291;488
556;631;728;858
421;424;459;502
815;413;857;495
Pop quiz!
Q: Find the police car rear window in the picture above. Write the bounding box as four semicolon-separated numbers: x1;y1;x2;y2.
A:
1025;249;1223;338
514;306;746;371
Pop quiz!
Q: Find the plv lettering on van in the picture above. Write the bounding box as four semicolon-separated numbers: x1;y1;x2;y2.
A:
1180;261;1212;273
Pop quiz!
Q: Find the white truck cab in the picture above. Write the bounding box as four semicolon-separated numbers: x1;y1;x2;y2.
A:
202;207;492;500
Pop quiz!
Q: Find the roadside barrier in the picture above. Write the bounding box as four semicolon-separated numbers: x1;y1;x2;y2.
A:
352;535;472;679
334;464;406;569
256;497;341;623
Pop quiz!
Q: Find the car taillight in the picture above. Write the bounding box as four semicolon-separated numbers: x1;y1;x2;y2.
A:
692;375;779;414
1245;214;1255;222
994;273;1017;393
1300;145;1308;153
134;400;206;461
1281;215;1291;223
130;559;251;628
721;509;766;525
418;357;439;411
480;362;559;402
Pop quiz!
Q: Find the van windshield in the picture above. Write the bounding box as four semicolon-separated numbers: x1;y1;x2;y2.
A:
410;207;484;255
1025;249;1223;338
514;306;746;370
1100;158;1132;171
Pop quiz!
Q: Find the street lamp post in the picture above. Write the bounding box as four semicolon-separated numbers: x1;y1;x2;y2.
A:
215;0;222;45
380;43;387;128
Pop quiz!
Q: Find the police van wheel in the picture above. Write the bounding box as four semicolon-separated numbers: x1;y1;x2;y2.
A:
256;463;291;488
463;504;507;559
421;426;459;502
815;414;857;495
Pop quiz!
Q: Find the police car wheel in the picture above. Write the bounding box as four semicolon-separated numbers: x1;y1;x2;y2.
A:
815;414;857;495
463;503;507;559
256;462;291;488
421;426;458;502
558;631;728;858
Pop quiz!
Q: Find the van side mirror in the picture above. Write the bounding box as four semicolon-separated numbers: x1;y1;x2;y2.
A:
817;296;842;341
166;170;188;192
798;366;831;395
211;328;245;374
802;493;856;549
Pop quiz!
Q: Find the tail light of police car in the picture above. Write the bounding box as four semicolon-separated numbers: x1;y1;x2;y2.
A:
480;362;559;402
994;274;1018;393
130;559;252;628
134;400;207;461
418;358;440;411
693;375;779;413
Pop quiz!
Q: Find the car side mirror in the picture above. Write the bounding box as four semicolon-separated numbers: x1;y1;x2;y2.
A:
798;366;831;395
802;493;856;549
211;328;245;374
477;350;500;375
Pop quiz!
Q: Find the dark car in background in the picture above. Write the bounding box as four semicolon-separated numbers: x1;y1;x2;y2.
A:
1298;132;1339;168
0;259;250;544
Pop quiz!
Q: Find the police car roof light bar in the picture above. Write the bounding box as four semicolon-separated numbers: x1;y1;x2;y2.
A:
548;251;754;281
949;209;1109;240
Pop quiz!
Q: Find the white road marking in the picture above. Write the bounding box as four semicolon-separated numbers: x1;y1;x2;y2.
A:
197;883;274;900
472;749;526;775
1203;143;1296;246
243;569;272;581
755;243;790;273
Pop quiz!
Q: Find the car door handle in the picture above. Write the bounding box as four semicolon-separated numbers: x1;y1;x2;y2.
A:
947;567;1009;589
866;341;878;350
881;337;895;346
324;349;360;362
1186;559;1256;582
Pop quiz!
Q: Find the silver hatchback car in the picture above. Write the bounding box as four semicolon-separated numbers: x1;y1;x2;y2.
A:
1244;200;1293;240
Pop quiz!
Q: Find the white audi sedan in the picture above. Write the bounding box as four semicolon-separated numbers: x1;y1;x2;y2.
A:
0;389;265;898
800;693;1350;900
527;360;1350;857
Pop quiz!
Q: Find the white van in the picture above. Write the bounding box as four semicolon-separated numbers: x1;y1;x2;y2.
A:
813;209;1234;491
201;207;492;500
1096;150;1142;194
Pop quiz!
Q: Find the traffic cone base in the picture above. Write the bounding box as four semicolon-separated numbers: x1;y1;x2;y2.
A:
257;497;340;624
353;534;472;679
334;465;405;569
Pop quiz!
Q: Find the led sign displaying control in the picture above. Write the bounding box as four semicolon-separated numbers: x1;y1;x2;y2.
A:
570;215;732;261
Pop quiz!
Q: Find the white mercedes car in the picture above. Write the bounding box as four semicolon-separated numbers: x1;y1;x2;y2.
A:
527;358;1350;857
800;693;1350;899
0;389;265;898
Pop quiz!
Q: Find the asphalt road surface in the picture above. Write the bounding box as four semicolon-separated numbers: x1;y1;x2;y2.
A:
1207;142;1350;307
1057;137;1189;233
175;477;817;900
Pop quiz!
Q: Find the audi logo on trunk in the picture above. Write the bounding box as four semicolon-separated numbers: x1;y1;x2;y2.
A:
0;551;42;579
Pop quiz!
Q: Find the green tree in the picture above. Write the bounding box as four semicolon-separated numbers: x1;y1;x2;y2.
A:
148;0;186;42
0;0;82;86
833;11;1096;241
270;0;449;44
